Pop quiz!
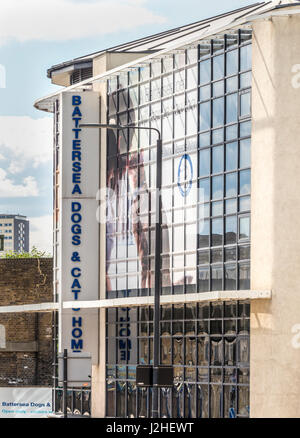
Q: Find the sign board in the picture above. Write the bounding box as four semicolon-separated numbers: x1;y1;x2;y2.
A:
0;387;52;418
58;352;92;387
57;91;100;366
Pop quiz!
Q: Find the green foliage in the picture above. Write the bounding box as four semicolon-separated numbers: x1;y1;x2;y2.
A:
1;246;52;259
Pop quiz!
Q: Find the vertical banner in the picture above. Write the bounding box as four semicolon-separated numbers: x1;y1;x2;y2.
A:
58;91;99;365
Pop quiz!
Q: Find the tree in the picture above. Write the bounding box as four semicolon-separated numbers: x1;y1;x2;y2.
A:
1;246;52;259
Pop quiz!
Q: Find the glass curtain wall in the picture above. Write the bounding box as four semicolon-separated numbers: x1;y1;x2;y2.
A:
106;301;250;418
106;30;251;298
106;29;252;418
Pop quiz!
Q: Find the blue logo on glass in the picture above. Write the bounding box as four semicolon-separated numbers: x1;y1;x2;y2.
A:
177;154;193;197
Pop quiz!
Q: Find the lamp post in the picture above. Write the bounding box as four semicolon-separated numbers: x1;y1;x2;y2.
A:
79;122;162;418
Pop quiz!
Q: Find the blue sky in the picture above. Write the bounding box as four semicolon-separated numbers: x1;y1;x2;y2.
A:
0;0;255;252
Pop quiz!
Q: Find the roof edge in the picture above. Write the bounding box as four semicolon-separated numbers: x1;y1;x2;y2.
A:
46;2;263;78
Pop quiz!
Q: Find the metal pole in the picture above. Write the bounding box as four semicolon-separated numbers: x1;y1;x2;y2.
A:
63;348;68;418
152;138;162;418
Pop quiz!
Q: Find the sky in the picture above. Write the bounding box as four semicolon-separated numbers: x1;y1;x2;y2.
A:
0;0;256;253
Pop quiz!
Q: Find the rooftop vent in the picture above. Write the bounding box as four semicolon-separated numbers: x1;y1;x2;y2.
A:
70;67;93;85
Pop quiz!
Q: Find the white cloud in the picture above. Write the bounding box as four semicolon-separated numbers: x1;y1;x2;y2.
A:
0;0;166;45
0;115;53;174
0;169;39;197
29;215;53;254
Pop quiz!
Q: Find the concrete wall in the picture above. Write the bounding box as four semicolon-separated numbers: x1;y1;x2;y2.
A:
90;53;107;419
251;12;300;417
0;258;53;386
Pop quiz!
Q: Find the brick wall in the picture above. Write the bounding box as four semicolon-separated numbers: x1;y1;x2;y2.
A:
0;258;53;386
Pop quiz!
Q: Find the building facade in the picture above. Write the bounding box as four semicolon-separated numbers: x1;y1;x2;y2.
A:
34;1;300;418
0;258;53;386
0;215;29;255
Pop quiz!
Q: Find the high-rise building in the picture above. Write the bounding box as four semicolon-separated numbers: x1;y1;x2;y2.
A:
33;0;300;418
0;215;29;255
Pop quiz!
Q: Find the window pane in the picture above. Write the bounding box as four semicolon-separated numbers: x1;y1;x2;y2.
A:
129;69;139;85
226;124;238;141
239;196;250;212
240;91;251;117
198;267;209;291
225;246;236;262
212;218;223;246
239;264;250;289
187;66;198;89
211;266;223;290
199;178;210;202
175;70;185;94
173;225;184;252
239;245;250;260
187;48;198;64
199;203;210;219
199;132;210;148
212;146;224;174
174;114;185;140
199;250;209;265
226;50;238;76
186;106;198;136
225;216;237;245
240;139;251;168
129;87;138;107
199;219;210;248
109;93;118;114
140;65;150;81
199;149;210;177
213;97;224;128
239;170;251;195
200;101;211;131
186;90;197;106
212;201;223;217
240;44;252;71
212;175;223;200
225;265;237;290
162;74;173;97
226;142;238;171
212;128;223;145
226;93;238;124
200;59;211;84
240;120;251;137
240;72;252;89
226;76;238;92
174;52;185;69
140;105;149;121
151;61;161;77
213;55;224;81
200;85;210;101
186;136;197;152
239;216;250;240
162;113;173;142
151;79;161;101
211;248;222;264
213;80;224;97
226;172;237;198
225;199;237;214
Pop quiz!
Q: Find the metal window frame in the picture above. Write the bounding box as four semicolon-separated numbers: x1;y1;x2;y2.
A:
105;300;250;418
